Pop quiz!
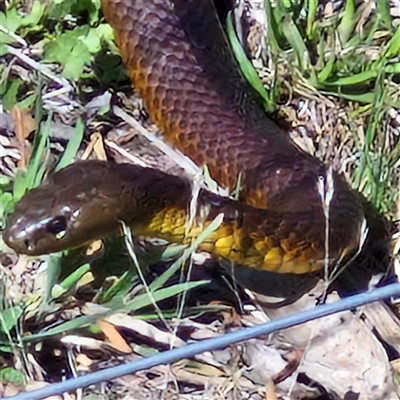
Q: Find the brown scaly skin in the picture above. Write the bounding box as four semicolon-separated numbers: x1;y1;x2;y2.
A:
2;160;320;300
100;0;393;292
3;0;394;300
101;0;343;207
3;160;347;272
100;0;365;217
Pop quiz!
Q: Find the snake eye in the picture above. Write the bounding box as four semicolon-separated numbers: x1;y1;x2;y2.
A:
47;216;67;240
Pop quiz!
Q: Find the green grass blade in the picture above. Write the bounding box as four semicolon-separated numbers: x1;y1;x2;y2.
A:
383;25;400;59
23;314;104;341
0;305;23;335
9;79;48;202
281;15;317;85
124;281;209;312
321;91;400;108
11;169;28;205
150;214;223;291
24;279;207;342
376;0;393;30
306;0;318;39
384;63;400;74
42;253;63;307
338;0;356;44
30;112;52;189
55;117;84;171
51;263;91;299
226;12;274;112
317;55;336;83
34;76;44;125
264;0;283;55
98;270;140;305
0;191;13;221
324;70;377;86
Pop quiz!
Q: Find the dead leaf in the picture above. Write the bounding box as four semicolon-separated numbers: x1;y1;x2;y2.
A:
10;105;37;168
97;319;132;354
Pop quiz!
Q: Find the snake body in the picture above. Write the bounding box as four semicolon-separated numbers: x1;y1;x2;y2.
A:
3;0;392;300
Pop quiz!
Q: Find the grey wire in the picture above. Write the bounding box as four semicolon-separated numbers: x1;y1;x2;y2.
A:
9;283;400;400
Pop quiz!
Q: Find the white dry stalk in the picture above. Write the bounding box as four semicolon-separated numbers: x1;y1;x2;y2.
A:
5;45;71;88
61;335;107;351
41;85;75;101
174;178;200;353
120;221;170;330
317;166;370;292
327;217;369;287
202;164;227;195
4;43;82;115
65;348;82;400
1;53;17;91
186;174;203;237
317;166;334;285
178;166;226;347
0;25;27;46
172;257;194;346
104;139;147;167
112;106;200;178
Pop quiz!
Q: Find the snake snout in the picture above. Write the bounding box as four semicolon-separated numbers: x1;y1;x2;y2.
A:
4;216;40;255
3;206;72;256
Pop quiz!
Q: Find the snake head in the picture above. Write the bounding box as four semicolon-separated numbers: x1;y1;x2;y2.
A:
4;200;78;255
3;161;128;255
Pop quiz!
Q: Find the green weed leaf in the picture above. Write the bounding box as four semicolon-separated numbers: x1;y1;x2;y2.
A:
0;306;23;335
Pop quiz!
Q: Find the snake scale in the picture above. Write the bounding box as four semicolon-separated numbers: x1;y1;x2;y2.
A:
3;0;393;301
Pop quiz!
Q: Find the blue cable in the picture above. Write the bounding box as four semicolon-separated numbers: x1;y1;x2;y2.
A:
7;283;400;400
